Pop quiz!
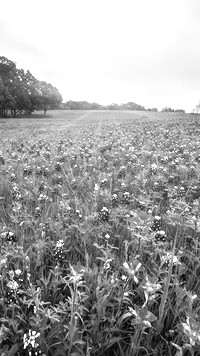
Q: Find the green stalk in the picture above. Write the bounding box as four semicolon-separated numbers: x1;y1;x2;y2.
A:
158;229;178;329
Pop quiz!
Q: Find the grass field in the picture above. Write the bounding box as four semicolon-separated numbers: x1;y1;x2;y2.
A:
1;110;200;355
0;109;191;133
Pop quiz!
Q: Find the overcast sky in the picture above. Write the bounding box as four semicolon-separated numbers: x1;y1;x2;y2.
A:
1;0;200;112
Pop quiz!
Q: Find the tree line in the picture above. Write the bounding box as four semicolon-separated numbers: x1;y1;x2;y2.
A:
62;101;186;113
0;56;62;117
0;56;187;117
62;100;146;111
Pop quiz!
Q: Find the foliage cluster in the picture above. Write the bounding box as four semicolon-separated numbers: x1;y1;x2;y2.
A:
62;101;146;111
0;115;200;355
161;108;185;114
0;56;62;118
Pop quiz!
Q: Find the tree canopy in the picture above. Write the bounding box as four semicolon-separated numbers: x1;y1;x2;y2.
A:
62;100;146;111
0;56;63;117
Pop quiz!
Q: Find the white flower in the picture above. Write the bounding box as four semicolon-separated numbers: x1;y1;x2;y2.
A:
23;330;40;349
0;258;7;267
7;280;19;290
94;184;99;191
123;260;142;284
56;239;64;248
151;163;157;170
15;269;22;276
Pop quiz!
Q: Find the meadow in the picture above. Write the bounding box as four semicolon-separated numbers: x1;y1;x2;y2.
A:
0;110;200;355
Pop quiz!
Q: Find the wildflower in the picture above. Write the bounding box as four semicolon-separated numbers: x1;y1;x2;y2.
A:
76;209;82;218
56;239;64;249
161;252;181;266
15;269;22;276
181;316;200;346
125;305;157;328
104;258;113;270
5;231;17;243
118;167;126;178
186;290;197;309
121;182;126;190
151;216;162;231
99;207;110;222
0;257;7;267
41;230;45;238
55;162;62;171
94;184;99;191
123;259;143;283
38;194;48;202
35;207;41;217
179;187;185;197
137;201;146;211
151;163;157;173
7;280;19;291
71;179;78;189
141;275;162;305
23;330;41;354
8;270;15;279
10;173;16;181
35;166;42;175
100;178;109;188
154;230;166;242
112;193;118;207
141;275;162;295
121;192;131;205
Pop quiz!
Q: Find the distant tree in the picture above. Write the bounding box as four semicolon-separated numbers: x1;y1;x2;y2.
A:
63;100;106;110
175;109;185;113
147;108;158;112
63;100;146;111
122;102;145;110
161;107;175;112
107;103;121;110
34;81;63;115
195;102;200;113
0;56;17;116
0;56;63;117
0;77;7;117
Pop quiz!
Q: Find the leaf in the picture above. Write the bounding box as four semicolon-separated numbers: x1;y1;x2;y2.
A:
171;342;183;356
120;312;133;322
8;344;19;356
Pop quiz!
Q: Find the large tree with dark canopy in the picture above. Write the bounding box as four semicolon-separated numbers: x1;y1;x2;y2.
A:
0;56;63;117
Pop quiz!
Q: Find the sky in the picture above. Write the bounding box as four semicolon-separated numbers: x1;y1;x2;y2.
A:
1;0;200;112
